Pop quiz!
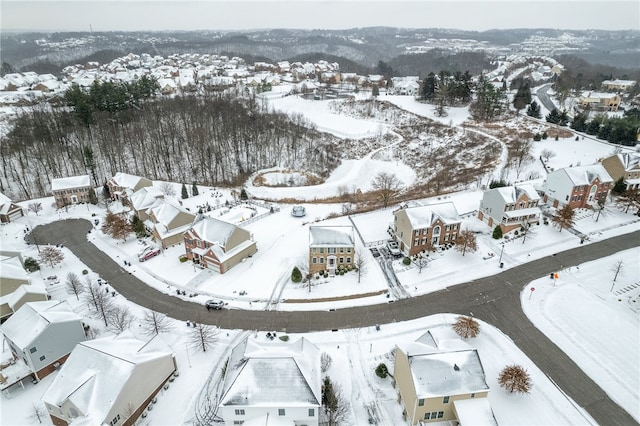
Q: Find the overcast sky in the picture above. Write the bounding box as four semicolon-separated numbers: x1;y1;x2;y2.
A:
2;0;639;33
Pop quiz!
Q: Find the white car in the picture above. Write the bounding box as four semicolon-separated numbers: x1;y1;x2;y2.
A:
387;240;402;257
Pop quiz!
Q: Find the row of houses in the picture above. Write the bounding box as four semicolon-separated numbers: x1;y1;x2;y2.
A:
1;299;494;426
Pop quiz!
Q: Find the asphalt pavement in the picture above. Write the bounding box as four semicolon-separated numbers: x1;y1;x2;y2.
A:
31;219;640;425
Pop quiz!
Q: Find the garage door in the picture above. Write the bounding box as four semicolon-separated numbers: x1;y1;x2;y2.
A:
8;209;23;221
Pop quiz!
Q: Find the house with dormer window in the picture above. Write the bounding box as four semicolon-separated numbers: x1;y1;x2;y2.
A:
478;184;541;233
308;226;355;275
107;172;152;203
393;202;462;257
543;164;613;209
601;153;640;190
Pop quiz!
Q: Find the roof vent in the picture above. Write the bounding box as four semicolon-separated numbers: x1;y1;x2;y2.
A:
453;363;460;371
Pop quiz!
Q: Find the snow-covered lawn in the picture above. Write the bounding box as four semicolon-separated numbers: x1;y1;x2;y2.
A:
522;248;640;422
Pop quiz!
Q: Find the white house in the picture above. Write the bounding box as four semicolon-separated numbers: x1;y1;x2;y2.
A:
0;301;85;383
42;331;177;426
477;184;541;233
219;336;322;426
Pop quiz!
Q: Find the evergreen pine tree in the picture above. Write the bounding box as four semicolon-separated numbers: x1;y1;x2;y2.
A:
526;100;541;118
291;266;302;283
240;188;248;200
492;225;503;239
181;183;188;199
192;182;199;196
612;177;627;195
102;180;111;200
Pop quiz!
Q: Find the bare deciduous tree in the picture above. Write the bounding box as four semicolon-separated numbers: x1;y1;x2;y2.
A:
412;252;429;273
540;149;556;163
371;172;402;208
84;281;114;327
452;315;480;338
354;249;368;284
39;245;64;268
28;403;47;424
508;138;534;180
592;200;610;222
454;229;478;256
109;305;135;332
141;309;174;335
189;323;219;352
551;205;575;232
519;221;538;244
65;272;85;300
158;181;177;197
498;364;532;394
320;352;333;373
616;187;640;214
28;202;43;216
611;260;624;283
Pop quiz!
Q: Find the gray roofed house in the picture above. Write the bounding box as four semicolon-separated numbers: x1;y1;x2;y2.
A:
478;184;541;234
219;336;321;426
393;202;462;256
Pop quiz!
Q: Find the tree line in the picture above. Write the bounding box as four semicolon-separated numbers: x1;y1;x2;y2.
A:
0;86;338;199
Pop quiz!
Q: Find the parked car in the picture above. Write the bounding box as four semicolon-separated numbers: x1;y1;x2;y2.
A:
205;299;225;310
370;247;381;258
387;240;402;257
139;248;161;262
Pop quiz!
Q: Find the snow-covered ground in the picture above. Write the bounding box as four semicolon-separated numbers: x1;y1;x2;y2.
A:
1;94;639;424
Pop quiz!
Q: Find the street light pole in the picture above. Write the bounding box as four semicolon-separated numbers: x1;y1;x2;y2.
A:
498;242;505;265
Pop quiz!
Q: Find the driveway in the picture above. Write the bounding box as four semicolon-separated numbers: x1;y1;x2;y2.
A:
31;219;639;425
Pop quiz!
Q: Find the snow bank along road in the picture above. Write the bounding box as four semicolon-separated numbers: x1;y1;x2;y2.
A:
32;219;639;426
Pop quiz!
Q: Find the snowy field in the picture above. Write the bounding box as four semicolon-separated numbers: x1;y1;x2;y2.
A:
1;93;639;424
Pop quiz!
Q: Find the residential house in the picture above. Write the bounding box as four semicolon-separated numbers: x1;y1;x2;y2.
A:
578;91;621;112
0;257;47;321
148;199;196;248
394;329;495;425
0;192;23;223
477;184;541;233
42;331;177;426
107;172;153;203
601;79;637;92
0;301;85;383
601;153;640;190
129;186;165;222
393;202;462;257
51;175;93;209
219;336;321;426
391;76;420;96
308;226;355;275
543;164;613;209
183;216;257;274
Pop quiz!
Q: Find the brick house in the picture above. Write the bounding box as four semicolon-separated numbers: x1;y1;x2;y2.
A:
183;216;257;274
51;175;93;209
543;165;613;209
308;226;355;275
477;184;541;234
0;192;24;223
393;202;462;257
578;91;621;112
601;153;640;190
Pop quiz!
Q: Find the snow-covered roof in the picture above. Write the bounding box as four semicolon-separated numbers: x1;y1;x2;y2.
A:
188;216;238;247
616;153;640;171
503;207;542;218
42;331;175;425
6;284;47;309
221;337;321;408
110;172;144;189
150;199;193;227
494;184;540;203
309;226;354;247
51;175;91;191
0;258;28;281
402;202;460;229
454;398;497;426
404;347;489;398
561;164;613;185
0;300;80;349
129;186;164;212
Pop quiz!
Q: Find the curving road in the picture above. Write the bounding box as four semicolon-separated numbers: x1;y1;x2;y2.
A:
32;219;639;425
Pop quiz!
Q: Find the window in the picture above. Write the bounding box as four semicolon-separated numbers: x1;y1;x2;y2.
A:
414;239;419;247
278;409;285;416
235;409;245;415
328;248;336;254
312;248;316;254
470;393;475;398
308;408;315;417
347;248;351;253
443;396;449;403
418;399;424;406
320;258;324;264
346;257;351;263
433;226;441;236
415;230;420;236
444;235;449;241
30;347;37;354
437;411;444;418
233;422;244;425
312;257;317;264
339;257;344;264
424;413;431;420
39;355;46;361
340;247;344;254
431;412;437;419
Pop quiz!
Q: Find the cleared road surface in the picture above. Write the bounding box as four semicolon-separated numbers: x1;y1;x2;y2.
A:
32;219;639;425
